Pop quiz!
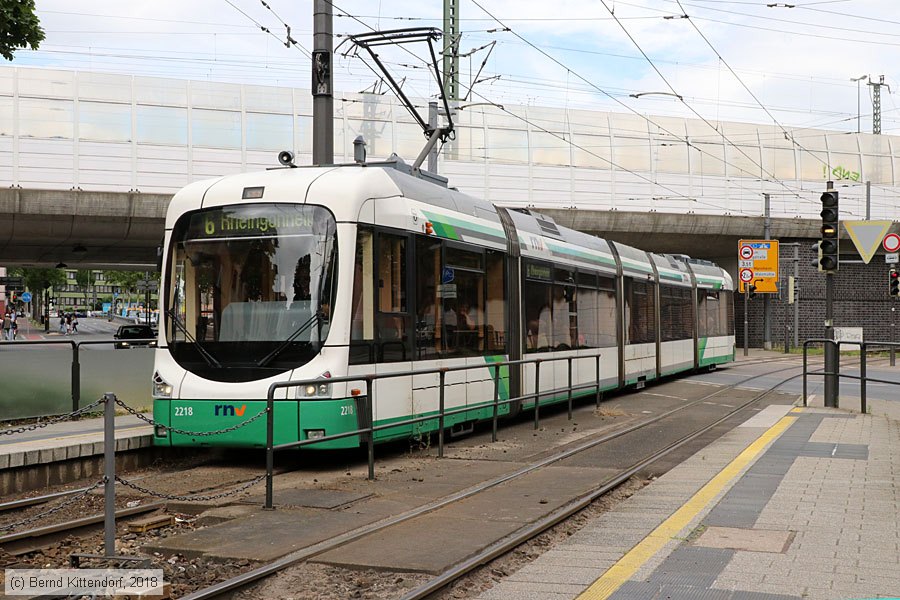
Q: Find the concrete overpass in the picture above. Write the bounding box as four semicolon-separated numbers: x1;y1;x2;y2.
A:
0;186;827;272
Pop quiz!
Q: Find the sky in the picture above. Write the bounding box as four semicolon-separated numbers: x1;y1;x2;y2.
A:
8;0;900;134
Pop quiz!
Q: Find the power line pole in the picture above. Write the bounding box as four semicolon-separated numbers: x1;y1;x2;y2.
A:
443;0;460;101
869;75;890;135
312;0;334;165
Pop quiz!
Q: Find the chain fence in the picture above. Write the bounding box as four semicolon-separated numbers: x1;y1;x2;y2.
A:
112;397;269;437
0;399;105;437
0;480;105;533
115;474;266;502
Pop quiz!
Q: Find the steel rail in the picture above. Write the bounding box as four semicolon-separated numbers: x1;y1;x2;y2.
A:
183;360;809;600
0;488;89;514
399;371;808;600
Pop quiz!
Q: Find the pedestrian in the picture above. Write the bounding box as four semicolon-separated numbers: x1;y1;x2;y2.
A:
59;314;66;335
9;311;16;340
2;312;10;341
72;313;79;334
65;313;73;335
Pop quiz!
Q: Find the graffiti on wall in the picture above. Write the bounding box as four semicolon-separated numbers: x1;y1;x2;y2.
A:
823;164;860;181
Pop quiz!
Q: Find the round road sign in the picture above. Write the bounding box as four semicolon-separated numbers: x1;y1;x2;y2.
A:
739;268;753;283
739;245;754;260
883;233;900;253
20;291;32;303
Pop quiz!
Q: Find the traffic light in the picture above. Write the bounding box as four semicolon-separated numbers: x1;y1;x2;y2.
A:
890;268;900;297
748;283;757;299
819;190;839;271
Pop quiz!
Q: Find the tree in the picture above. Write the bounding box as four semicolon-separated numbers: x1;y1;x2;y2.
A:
104;270;142;313
10;267;66;327
0;0;45;61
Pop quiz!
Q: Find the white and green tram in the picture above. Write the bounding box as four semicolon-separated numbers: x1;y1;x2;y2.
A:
152;159;735;448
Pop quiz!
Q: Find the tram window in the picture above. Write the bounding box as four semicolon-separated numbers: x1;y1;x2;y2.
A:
523;261;553;353
485;250;507;353
552;269;576;349
628;278;656;344
577;284;598;348
376;233;409;363
597;276;617;348
725;293;735;335
660;285;692;341
415;237;441;360
699;291;723;338
350;228;374;365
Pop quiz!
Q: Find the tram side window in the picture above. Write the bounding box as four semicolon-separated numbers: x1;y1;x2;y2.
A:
553;268;576;349
698;291;722;338
660;285;692;341
376;233;409;362
350;228;375;365
628;278;656;344
598;276;617;347
725;292;735;335
443;246;485;358
415;237;441;360
577;271;598;348
485;250;507;353
523;262;553;352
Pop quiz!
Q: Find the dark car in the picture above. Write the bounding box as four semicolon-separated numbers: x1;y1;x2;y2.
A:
114;324;157;349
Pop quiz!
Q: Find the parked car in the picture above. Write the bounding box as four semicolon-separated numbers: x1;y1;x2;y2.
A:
113;324;157;349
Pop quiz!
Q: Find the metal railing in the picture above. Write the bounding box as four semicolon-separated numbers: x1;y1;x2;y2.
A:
0;337;157;419
802;338;900;414
264;352;603;509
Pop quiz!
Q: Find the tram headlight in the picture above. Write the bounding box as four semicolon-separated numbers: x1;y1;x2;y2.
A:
152;371;173;398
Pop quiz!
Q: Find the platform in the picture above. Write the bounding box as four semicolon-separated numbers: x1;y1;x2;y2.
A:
477;403;900;600
0;414;153;495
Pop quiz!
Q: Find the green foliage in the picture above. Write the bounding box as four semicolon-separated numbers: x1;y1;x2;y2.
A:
0;0;45;61
11;266;65;291
103;270;143;293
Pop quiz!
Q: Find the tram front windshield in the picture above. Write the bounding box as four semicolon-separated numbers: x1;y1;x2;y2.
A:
166;203;337;382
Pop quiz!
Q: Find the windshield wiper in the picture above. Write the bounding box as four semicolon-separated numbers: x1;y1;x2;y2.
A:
256;311;322;368
166;309;223;369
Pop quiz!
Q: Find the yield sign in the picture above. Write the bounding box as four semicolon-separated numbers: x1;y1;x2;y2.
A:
844;220;893;264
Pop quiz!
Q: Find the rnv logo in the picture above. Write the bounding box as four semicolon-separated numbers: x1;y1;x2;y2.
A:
214;404;247;417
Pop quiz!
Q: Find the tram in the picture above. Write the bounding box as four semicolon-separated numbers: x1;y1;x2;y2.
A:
151;157;735;448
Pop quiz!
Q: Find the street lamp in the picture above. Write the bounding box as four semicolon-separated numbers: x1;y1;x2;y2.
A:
851;75;867;134
629;91;683;101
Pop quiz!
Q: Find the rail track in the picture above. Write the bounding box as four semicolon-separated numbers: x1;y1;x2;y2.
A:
182;359;813;600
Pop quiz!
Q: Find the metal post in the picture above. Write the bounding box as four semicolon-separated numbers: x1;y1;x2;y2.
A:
427;101;439;173
491;365;499;443
44;289;49;333
763;193;771;350
793;244;800;348
366;377;375;481
265;395;274;509
533;359;541;430
892;302;896;367
802;344;808;407
595;355;601;408
824;272;838;408
783;284;789;354
438;369;446;457
312;0;334;165
866;180;871;220
71;343;80;413
103;393;116;557
743;286;749;356
567;357;573;420
860;343;867;414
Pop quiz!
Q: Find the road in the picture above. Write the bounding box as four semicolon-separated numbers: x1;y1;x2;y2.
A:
10;316;144;348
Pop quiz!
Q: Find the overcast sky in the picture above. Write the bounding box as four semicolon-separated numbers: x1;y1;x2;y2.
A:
9;0;900;134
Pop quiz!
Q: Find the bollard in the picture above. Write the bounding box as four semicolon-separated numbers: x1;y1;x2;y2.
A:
567;357;573;421
491;364;500;443
265;396;274;509
860;344;867;414
802;344;808;407
103;393;116;557
366;377;375;481
533;359;542;430
71;344;81;413
438;370;446;458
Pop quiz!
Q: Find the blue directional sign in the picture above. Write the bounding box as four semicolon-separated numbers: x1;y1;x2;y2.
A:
441;267;455;284
20;291;32;303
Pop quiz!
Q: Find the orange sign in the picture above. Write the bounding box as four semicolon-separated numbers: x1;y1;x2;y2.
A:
738;239;779;293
